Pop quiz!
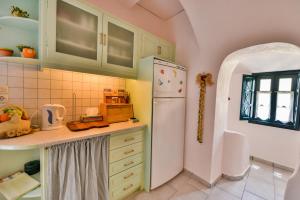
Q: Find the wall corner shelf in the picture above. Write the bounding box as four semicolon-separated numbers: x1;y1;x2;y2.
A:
0;16;39;31
0;57;40;65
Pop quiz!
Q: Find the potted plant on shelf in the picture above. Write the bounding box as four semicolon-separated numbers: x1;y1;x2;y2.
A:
10;6;29;18
0;48;14;57
17;45;36;58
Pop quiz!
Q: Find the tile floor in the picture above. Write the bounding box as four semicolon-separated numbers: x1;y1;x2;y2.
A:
128;160;293;200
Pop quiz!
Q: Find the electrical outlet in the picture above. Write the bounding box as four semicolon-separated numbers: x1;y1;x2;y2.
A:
0;85;8;106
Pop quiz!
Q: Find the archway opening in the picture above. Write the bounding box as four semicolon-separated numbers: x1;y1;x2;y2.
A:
211;43;300;180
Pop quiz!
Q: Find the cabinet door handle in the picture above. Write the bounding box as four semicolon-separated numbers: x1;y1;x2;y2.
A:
103;34;107;46
124;172;134;179
157;46;162;55
124;149;134;155
99;33;103;45
124;161;134;167
123;184;133;191
124;137;135;142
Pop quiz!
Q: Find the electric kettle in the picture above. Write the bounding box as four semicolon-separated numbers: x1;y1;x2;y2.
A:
41;104;66;130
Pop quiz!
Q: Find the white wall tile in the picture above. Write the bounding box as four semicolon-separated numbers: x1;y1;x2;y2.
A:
8;76;23;87
73;72;82;82
75;99;82;107
65;107;72;116
24;89;38;99
51;80;62;89
8;63;23;77
0;62;7;75
0;76;7;84
63;71;73;81
51;98;62;104
8;88;23;98
9;98;23;107
91;99;100;106
90;83;99;90
24;78;38;88
73;81;82;90
38;89;51;99
74;90;82;98
91;90;99;99
62;89;72;98
51;69;63;80
51;89;62;99
82;90;90;99
63;81;72;90
24;65;38;78
38;79;50;89
62;98;73;107
82;74;90;82
24;99;38;109
38;68;50;79
2;61;126;122
38;99;50;108
82;99;91;107
82;82;90;90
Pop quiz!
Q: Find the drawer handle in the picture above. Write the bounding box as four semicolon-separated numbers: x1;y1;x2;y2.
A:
124;137;135;142
124;161;134;167
124;149;134;155
124;172;134;179
123;184;133;191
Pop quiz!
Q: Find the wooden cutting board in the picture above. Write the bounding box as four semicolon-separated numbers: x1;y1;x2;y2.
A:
66;121;109;131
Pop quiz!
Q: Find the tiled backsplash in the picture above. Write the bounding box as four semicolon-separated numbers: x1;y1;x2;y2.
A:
0;62;126;124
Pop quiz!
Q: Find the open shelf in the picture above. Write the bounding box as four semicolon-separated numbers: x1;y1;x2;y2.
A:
0;57;40;65
0;16;38;31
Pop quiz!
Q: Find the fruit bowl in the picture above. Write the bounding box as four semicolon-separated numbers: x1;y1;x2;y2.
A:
0;48;14;57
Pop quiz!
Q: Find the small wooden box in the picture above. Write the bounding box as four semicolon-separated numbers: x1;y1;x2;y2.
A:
99;104;133;123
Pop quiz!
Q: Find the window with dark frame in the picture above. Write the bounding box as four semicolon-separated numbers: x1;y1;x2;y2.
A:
240;70;300;130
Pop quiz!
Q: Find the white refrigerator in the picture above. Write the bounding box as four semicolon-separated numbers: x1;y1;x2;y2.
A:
151;59;186;189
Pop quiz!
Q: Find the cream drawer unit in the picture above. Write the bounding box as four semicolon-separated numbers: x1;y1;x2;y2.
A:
110;130;144;150
110;142;143;163
109;128;145;200
110;164;143;189
109;153;143;176
109;176;142;200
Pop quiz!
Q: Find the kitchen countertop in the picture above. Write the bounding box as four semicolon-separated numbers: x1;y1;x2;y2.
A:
0;121;146;150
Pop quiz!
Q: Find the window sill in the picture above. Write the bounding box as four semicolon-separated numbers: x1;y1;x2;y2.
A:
248;119;299;130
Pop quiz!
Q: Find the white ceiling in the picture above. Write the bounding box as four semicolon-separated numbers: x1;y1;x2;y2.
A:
136;0;184;20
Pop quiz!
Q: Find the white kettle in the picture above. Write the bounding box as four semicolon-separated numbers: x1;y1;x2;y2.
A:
41;104;66;130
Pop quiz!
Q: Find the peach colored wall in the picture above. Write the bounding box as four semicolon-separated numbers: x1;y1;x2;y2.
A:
87;0;174;42
178;0;300;183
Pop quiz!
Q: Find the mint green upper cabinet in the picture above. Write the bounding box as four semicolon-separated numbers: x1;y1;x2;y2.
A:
141;32;160;58
158;39;175;62
44;0;102;72
101;15;139;78
141;32;175;62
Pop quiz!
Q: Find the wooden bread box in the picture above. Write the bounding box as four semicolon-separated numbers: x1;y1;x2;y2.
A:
99;104;133;123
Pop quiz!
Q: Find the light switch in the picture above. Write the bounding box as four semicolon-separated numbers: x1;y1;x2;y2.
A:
0;85;8;106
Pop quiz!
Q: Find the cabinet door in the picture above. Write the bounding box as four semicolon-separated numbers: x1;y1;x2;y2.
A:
101;15;138;78
158;39;173;61
45;0;102;71
141;32;159;58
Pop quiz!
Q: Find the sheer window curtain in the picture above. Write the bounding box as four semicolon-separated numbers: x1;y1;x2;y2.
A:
46;136;109;200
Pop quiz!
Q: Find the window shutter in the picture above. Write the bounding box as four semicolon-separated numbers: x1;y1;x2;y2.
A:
240;75;255;120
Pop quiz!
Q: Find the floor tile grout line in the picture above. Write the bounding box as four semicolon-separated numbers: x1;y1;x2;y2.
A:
240;165;251;199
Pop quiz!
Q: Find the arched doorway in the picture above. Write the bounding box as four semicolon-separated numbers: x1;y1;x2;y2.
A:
210;43;300;180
